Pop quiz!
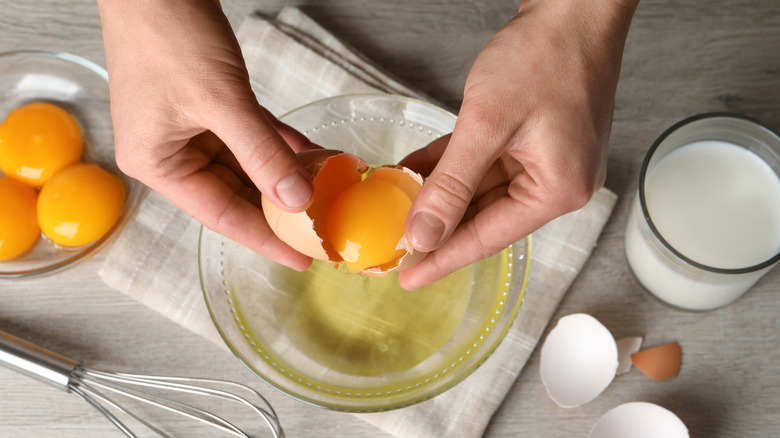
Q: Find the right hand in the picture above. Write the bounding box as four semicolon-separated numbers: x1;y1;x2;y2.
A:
397;0;638;289
97;0;318;270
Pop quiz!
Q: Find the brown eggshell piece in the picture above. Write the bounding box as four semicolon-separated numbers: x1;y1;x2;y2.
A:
630;342;682;380
262;198;329;260
296;148;344;173
261;149;349;261
359;246;427;277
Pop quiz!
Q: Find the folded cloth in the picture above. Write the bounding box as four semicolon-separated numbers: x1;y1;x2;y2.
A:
99;7;617;438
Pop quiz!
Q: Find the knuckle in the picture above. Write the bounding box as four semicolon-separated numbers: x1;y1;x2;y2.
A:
113;136;145;179
542;169;600;215
202;192;241;233
478;213;522;258
427;171;475;212
457;105;504;149
467;221;501;260
240;136;285;176
193;83;238;109
114;132;169;182
564;183;595;212
113;146;135;177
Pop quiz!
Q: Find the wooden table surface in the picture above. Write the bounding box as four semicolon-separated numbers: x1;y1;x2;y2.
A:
1;1;779;437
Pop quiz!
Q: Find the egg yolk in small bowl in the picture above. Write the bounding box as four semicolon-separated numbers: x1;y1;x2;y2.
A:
37;163;126;248
0;101;83;187
0;177;40;260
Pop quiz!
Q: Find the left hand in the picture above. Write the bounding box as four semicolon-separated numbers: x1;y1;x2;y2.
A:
398;0;639;290
98;0;321;271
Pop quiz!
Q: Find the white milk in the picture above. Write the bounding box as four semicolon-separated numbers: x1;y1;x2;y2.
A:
625;140;780;310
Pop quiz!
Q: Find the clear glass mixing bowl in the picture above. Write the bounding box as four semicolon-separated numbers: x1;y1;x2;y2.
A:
200;94;530;412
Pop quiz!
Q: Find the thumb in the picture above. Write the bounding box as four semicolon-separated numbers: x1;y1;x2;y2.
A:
209;98;313;213
405;128;495;252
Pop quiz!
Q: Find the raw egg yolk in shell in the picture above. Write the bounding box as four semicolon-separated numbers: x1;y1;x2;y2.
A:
0;102;83;187
37;163;125;247
262;151;425;276
0;177;40;260
326;175;413;273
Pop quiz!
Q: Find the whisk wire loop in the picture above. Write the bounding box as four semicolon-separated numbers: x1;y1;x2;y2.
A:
75;375;241;438
89;370;281;424
71;383;166;438
73;368;283;438
0;330;284;438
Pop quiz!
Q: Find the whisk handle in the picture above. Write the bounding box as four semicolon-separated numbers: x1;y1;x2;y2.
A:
0;330;81;392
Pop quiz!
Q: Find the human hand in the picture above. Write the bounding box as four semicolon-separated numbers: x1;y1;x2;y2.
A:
97;0;318;270
398;0;639;289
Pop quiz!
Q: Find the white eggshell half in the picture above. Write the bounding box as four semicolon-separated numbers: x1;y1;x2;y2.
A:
615;336;643;375
261;197;328;261
540;313;618;408
589;402;689;438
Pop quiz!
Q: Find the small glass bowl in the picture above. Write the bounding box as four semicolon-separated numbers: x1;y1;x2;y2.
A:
0;50;140;278
200;94;530;412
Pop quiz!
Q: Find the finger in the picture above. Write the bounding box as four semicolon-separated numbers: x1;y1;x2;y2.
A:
462;185;508;223
152;169;312;271
471;158;521;200
207;160;263;209
399;134;517;202
260;107;323;154
397;134;451;177
213;147;254;188
209;98;314;213
183;130;258;191
179;131;260;197
400;164;588;289
399;189;542;290
404;125;499;253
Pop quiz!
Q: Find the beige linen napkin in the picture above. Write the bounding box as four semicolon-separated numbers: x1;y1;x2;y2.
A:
99;7;617;438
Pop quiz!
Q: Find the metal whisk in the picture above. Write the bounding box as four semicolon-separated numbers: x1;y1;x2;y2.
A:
0;330;284;438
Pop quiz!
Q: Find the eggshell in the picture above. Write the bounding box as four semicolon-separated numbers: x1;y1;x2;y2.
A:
261;149;357;261
615;336;643;375
589;402;689;438
357;166;425;276
261;149;426;275
630;342;682;380
262;195;329;260
359;246;426;277
540;313;618;408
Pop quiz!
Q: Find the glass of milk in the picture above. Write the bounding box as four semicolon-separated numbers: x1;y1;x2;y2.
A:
625;113;780;311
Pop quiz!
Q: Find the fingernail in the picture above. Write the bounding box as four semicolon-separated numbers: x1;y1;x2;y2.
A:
409;212;446;251
276;171;313;209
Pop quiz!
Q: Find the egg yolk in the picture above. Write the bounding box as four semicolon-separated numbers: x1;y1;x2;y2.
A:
326;177;412;273
0;177;40;260
0;102;83;187
37;163;125;247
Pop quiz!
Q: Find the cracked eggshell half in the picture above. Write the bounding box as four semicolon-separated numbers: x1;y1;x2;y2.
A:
261;149;426;276
540;313;618;408
589;402;689;438
261;149;341;261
